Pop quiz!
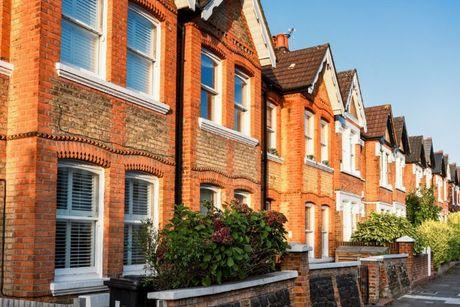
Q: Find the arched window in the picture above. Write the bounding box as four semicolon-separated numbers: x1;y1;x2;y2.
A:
321;205;330;258
200;184;222;214
305;203;315;258
234;189;251;208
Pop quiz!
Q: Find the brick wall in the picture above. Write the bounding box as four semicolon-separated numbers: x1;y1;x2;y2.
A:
1;0;178;298
181;0;263;211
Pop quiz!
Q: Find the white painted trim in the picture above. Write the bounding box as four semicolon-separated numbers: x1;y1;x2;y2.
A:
340;169;364;180
147;271;298;300
0;60;13;77
54;161;105;286
55;62;170;114
50;277;108;296
174;0;196;10
309;261;360;270
304;157;334;173
267;153;284;164
201;0;224;20
198;117;259;147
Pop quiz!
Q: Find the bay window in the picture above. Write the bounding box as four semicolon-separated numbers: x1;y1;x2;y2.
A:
200;184;221;214
126;4;160;96
234;70;250;134
266;103;277;152
305;203;315;258
234;189;251;208
304;111;315;159
61;0;104;74
124;173;158;274
395;154;405;190
320;120;329;164
55;161;103;281
380;150;390;187
201;51;221;122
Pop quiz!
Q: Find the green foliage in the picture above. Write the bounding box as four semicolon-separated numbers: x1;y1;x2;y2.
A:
417;220;454;268
351;212;423;253
406;187;440;226
139;202;288;290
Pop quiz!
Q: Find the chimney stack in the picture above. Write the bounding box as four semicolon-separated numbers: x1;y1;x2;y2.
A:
272;33;290;51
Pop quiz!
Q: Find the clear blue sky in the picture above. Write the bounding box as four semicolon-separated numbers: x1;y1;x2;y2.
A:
261;0;460;164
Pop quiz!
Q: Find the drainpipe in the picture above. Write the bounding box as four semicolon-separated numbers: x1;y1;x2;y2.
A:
174;9;200;208
261;90;268;209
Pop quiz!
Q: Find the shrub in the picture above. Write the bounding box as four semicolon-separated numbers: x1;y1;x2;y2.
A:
447;213;460;261
351;212;423;253
417;220;453;268
140;202;288;290
406;187;440;226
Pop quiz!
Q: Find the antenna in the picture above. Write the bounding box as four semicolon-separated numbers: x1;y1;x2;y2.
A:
286;28;296;38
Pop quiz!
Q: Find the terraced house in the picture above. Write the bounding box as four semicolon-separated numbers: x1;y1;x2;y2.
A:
405;135;430;192
362;105;407;216
433;151;449;218
334;69;367;243
263;36;344;260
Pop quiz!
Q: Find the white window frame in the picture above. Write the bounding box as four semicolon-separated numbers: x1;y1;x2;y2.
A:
60;0;108;78
123;172;159;276
266;102;277;151
321;205;330;258
305;203;315;258
54;161;105;283
126;3;161;99
234;69;251;135
320;120;329;163
200;184;222;212
200;49;222;124
395;153;405;191
234;189;251;208
304;111;315;159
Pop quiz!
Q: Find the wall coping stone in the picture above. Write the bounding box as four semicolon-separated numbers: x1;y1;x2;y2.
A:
287;243;312;253
304;157;334;173
267;152;284;164
309;261;360;270
360;253;408;262
396;236;416;243
147;270;298;300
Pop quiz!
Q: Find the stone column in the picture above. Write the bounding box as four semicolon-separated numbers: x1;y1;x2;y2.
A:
397;236;415;282
281;243;311;306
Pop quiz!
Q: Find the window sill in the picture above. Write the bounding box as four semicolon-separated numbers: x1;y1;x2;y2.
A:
396;186;406;193
55;62;170;115
379;183;393;191
0;60;13;77
304;157;334;173
51;274;108;296
267;152;284;163
198;118;259;147
340;169;364;181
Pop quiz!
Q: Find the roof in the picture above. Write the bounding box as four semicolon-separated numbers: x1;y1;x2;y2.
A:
407;136;424;164
337;70;355;107
393;117;405;144
363;104;394;140
433;152;444;175
423;138;434;166
450;163;457;183
262;44;329;91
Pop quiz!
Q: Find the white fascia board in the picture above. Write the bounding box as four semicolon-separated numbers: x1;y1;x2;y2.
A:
175;0;196;10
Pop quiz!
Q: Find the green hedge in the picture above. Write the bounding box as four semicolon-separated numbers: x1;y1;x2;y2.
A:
139;202;288;289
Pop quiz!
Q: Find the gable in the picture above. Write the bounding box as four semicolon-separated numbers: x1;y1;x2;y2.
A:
184;0;276;67
349;97;358;118
310;48;344;116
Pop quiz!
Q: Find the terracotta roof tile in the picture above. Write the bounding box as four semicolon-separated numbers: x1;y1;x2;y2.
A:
337;70;355;106
364;104;393;139
262;44;329;91
393;117;405;144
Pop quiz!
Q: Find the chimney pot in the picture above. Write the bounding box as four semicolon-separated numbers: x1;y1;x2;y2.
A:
272;33;289;51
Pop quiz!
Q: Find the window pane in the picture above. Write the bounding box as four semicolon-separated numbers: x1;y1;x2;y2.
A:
70;221;94;268
200;89;214;120
128;9;155;56
123;225;129;265
132;179;149;216
55;221;67;269
71;169;96;213
267;107;273;129
305;207;311;230
200;188;214;204
234;108;242;132
61;19;98;72
201;54;216;89
124;179;130;214
127;50;153;94
57;168;69;210
130;224;145;265
62;0;99;29
234;76;245;105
